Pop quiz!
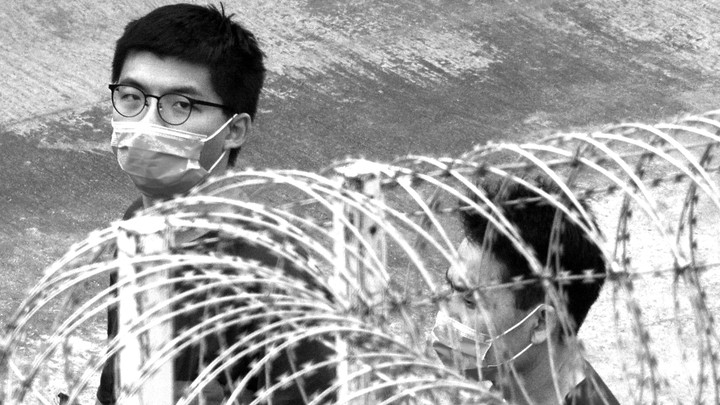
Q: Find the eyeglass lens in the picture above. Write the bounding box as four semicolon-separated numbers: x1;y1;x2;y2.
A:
111;85;193;125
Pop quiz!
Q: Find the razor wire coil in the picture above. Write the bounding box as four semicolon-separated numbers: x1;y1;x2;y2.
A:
3;110;720;404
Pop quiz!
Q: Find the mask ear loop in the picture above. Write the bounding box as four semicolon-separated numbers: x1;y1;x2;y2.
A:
482;304;546;369
200;114;238;174
205;150;228;173
202;114;238;143
482;342;534;369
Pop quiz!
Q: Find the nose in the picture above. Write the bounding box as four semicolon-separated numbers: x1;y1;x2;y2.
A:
138;95;165;125
446;292;466;317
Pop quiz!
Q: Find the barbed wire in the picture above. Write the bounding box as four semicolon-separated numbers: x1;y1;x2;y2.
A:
2;110;720;404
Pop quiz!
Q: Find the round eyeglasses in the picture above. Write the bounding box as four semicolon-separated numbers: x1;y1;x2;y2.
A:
109;84;235;125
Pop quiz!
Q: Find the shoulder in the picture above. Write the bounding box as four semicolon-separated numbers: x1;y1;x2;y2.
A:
122;197;144;220
564;362;620;405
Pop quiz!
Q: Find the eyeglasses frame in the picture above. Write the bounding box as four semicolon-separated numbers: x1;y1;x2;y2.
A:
108;83;236;125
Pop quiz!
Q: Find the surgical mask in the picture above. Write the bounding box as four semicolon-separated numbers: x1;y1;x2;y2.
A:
430;304;545;371
429;309;491;370
111;116;235;199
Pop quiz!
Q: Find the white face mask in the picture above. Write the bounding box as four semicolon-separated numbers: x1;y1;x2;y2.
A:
110;116;235;199
430;304;545;371
429;309;492;370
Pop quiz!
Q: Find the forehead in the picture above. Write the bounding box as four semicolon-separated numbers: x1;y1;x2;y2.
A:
118;50;218;100
447;238;505;288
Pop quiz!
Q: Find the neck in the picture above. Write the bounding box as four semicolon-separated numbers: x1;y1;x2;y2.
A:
142;194;162;209
496;340;586;405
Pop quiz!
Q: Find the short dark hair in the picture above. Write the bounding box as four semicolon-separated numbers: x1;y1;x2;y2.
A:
460;179;606;334
111;3;266;166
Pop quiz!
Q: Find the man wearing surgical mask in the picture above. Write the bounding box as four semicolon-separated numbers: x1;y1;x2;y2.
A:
108;5;264;211
97;4;335;404
430;180;619;405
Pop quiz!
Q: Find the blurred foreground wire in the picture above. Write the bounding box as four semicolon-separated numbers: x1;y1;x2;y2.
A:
3;110;720;404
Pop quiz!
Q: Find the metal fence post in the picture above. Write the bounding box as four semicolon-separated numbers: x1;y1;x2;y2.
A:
332;160;388;405
115;216;174;405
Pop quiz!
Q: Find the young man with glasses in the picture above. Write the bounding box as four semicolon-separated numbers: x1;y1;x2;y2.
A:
97;4;335;404
108;3;263;208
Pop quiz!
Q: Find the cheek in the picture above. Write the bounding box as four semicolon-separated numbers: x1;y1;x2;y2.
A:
470;300;507;336
469;310;493;336
112;109;126;122
446;295;468;320
444;296;480;331
198;133;226;168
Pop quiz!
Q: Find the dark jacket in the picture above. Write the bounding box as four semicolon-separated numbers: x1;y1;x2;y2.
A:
563;362;620;405
97;198;335;404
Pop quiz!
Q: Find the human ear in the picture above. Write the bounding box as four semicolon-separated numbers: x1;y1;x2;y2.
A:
224;113;251;149
530;305;557;345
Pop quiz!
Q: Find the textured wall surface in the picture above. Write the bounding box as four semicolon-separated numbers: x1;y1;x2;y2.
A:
3;1;720;152
1;2;719;401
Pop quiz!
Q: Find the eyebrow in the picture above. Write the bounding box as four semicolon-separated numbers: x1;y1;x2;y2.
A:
445;269;468;293
118;78;206;98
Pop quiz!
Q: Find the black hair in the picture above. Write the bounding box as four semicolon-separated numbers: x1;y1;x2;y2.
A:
111;3;266;166
460;179;606;334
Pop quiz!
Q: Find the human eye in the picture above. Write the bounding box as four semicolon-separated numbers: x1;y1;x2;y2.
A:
172;99;192;111
117;86;143;102
462;292;477;309
164;94;192;113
